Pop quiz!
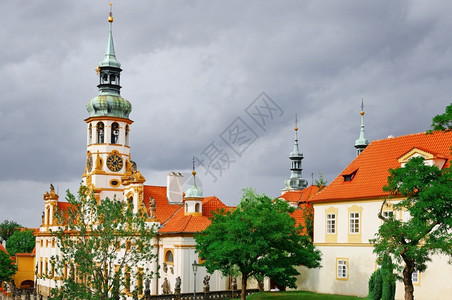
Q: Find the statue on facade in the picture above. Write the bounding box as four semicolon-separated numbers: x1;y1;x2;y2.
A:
149;197;156;219
203;275;210;289
203;274;211;293
144;278;151;297
162;262;168;273
231;277;237;290
161;278;170;295
175;276;181;294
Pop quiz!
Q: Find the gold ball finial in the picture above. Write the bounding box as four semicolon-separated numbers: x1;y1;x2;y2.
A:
192;170;197;176
360;111;365;116
294;126;298;131
108;3;114;23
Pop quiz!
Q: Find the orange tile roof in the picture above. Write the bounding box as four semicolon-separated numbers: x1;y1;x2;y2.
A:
279;185;320;203
311;131;452;203
159;196;232;234
0;243;7;254
143;185;182;223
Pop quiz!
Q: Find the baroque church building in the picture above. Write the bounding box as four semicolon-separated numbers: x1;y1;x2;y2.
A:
35;9;234;298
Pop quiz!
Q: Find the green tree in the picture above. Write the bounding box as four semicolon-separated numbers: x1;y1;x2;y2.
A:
49;185;157;300
0;250;16;283
428;103;452;132
370;156;452;300
0;220;21;243
6;229;35;256
314;172;328;191
195;188;321;300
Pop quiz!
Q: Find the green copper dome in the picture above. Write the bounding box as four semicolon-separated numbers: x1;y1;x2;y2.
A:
185;184;203;198
185;168;203;199
86;95;132;118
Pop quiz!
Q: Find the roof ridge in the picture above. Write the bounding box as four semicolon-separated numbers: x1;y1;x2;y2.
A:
371;131;432;143
160;205;184;228
179;215;192;232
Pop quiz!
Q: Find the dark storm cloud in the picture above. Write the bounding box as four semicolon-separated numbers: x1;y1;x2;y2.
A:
1;0;451;227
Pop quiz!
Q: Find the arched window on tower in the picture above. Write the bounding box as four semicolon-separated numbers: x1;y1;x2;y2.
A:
125;125;130;146
88;124;92;145
111;122;119;144
97;122;104;143
195;203;200;213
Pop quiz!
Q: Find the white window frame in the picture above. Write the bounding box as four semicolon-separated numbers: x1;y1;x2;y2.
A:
349;212;360;233
412;270;420;285
337;259;348;280
327;213;336;234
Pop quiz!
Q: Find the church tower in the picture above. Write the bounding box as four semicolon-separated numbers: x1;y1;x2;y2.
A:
354;99;370;156
83;4;139;202
283;115;308;192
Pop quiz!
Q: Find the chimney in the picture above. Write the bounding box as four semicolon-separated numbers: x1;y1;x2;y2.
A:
167;172;184;204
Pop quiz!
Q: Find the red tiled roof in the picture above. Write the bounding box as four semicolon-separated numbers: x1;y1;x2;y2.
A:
279;185;320;203
159;196;233;234
0;243;7;253
311;131;452;203
143;185;182;223
202;196;230;218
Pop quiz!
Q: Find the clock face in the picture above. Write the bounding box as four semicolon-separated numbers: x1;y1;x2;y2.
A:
86;155;93;172
107;154;123;172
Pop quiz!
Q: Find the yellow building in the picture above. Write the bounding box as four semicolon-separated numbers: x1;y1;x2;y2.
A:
14;249;36;289
298;130;452;299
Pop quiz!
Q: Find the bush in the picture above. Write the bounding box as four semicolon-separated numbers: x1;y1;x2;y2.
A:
368;269;383;300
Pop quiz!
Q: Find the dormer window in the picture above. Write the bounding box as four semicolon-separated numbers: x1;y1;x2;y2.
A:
342;169;358;182
398;148;447;169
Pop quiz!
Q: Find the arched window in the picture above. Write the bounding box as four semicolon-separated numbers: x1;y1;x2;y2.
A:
111;122;119;144
88;124;92;145
97;122;104;143
195;203;200;213
165;250;174;263
125;125;130;146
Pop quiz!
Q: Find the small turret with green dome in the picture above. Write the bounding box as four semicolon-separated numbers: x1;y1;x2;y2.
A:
354;99;370;156
185;157;203;199
86;3;132;119
184;157;203;215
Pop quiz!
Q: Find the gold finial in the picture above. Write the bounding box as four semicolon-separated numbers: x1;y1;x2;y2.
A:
294;114;299;131
192;156;197;176
95;65;101;75
108;3;114;23
360;98;365;115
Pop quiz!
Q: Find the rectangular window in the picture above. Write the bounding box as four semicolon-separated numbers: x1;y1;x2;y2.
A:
327;214;336;234
337;259;348;279
412;271;419;284
382;211;394;219
349;212;360;233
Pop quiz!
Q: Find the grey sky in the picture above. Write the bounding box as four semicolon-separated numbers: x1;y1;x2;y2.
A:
1;1;450;227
